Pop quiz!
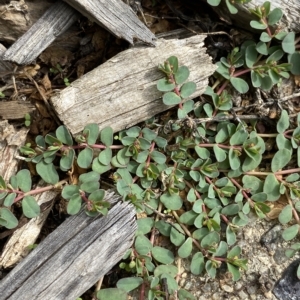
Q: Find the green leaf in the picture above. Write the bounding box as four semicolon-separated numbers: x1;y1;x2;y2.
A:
271;149;291;172
83;123;99;145
226;226;236;245
290;52;300;75
4;193;16;207
279;205;293;224
142;127;157;141
92;158;111;174
161;273;178;294
155;220;172;236
62;185;80;199
117;277;143;293
190;252;205;275
268;7;283;25
277;110;290;133
250;20;267;30
157;78;175;92
230;77;249;93
163;92;181;105
195;146;210;159
160;192;183;210
207;0;221;6
36;161;59;184
154;265;178;277
227;263;241;281
180;82;196;98
282;32;295;54
215;61;230;79
0;207;18;229
78;147;94;168
136;217;154;235
179;211;198;225
225;0;238;14
67;194;82;215
170;223;185;246
60;148;75;171
259;33;271;43
16;169;31;192
263;174;280;201
22;195;40;218
167;56;179;73
201;231;220;248
98;148;112;165
97;288;127;300
150;151;166;164
214;241;228;256
178;289;196;300
267;50;284;63
152;246;174;264
100;126;113;147
178;237;193;258
230;130;248;145
228;148;241;170
205;260;217;278
88;189;105;201
135;235;152;255
80;181;100;193
221;204;240;216
175;66;189;84
213;145;226;162
56;125;73;146
245;44;257;68
282;224;300;241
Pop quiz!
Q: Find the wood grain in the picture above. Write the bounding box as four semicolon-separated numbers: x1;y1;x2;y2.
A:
0;191;137;300
50;35;216;135
3;1;79;65
64;0;155;45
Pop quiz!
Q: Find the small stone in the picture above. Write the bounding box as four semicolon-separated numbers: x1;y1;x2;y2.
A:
273;258;300;300
221;284;233;293
212;293;222;300
234;282;243;290
184;281;193;290
238;290;249;299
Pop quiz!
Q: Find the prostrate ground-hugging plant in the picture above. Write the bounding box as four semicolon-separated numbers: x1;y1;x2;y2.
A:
1;1;300;299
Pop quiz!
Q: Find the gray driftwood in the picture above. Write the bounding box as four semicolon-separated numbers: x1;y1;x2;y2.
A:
3;1;79;65
0;44;13;73
50;35;216;135
0;191;137;300
208;0;300;33
0;120;28;181
64;0;155;45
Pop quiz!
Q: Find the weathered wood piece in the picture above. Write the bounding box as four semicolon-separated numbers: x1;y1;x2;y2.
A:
0;120;28;181
0;44;13;73
0;191;136;300
3;1;80;65
0;181;59;268
0;100;35;120
50;35;216;135
0;0;53;43
207;0;300;33
64;0;155;45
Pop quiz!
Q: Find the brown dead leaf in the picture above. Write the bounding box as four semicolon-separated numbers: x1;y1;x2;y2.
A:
21;64;40;77
266;195;288;219
39;46;74;67
40;74;52;91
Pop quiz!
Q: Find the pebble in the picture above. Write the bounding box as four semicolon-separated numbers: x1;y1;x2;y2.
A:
221;284;233;293
238;290;249;299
